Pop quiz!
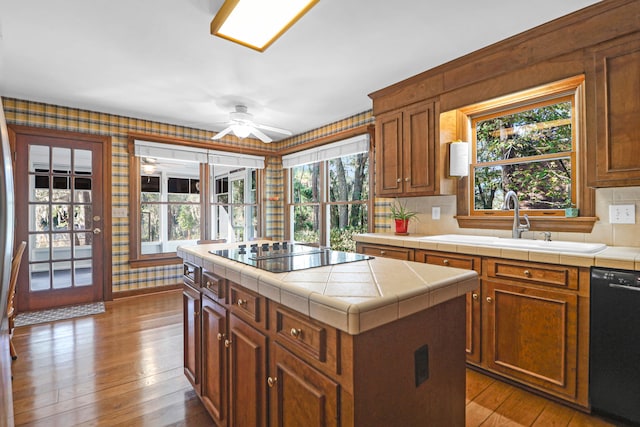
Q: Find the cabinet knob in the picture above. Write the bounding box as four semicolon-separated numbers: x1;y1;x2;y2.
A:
472;293;478;300
237;298;246;307
443;259;449;265
405;177;410;182
194;311;199;317
380;250;386;255
224;339;232;348
206;281;212;287
396;178;402;183
524;270;531;277
290;328;302;338
217;333;224;341
267;377;278;388
486;297;493;303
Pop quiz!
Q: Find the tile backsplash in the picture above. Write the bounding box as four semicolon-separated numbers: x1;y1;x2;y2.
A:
376;187;640;248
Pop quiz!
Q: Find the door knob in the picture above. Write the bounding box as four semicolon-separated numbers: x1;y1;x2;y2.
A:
93;228;101;235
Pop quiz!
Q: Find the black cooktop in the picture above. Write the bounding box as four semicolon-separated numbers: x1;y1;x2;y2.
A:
209;242;372;273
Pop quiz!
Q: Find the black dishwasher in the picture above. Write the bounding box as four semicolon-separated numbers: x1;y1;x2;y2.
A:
590;267;640;425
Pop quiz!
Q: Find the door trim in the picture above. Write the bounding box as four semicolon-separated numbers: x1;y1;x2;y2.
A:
8;125;113;303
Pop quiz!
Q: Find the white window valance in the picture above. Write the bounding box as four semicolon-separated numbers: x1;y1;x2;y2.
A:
208;150;265;169
134;140;265;169
282;134;369;169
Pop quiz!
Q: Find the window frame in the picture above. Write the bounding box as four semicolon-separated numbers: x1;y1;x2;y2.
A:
453;75;597;233
128;135;269;268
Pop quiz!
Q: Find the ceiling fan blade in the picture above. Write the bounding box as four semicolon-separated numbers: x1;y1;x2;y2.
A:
211;126;233;140
254;123;292;136
250;128;273;143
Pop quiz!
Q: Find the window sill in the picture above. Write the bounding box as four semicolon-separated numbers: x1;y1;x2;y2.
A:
129;255;183;269
455;216;597;234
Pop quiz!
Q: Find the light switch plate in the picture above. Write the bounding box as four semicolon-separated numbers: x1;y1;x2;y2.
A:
432;207;440;220
609;204;636;224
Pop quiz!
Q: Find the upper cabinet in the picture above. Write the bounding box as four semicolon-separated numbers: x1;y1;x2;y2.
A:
375;100;438;197
589;32;640;187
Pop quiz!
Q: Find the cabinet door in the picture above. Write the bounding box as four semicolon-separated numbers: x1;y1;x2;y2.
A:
591;34;640;186
375;111;403;195
201;296;228;426
183;284;201;392
483;280;578;399
415;250;481;364
403;101;436;194
270;343;340;427
229;314;268;427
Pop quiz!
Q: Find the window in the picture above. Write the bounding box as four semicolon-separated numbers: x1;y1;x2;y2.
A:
129;138;265;266
471;96;575;216
285;134;371;251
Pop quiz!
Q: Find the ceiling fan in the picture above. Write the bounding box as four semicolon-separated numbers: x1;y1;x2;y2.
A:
211;105;292;143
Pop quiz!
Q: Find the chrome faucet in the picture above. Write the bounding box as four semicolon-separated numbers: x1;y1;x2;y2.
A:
502;190;530;239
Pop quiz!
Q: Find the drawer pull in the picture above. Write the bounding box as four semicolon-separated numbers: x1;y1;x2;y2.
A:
194;311;199;317
224;339;232;348
380;250;386;255
290;328;302;338
443;259;449;265
237;298;247;307
486;297;493;303
472;293;478;300
206;281;212;287
267;377;278;388
524;270;531;277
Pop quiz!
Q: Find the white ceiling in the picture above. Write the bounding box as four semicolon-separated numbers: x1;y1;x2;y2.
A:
0;0;600;141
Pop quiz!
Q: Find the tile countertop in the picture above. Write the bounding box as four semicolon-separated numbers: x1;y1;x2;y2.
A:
354;233;640;271
177;242;478;335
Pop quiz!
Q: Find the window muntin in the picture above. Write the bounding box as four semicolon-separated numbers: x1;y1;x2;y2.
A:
471;96;575;215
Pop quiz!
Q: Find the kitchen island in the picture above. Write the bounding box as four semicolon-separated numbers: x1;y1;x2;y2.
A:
178;241;478;427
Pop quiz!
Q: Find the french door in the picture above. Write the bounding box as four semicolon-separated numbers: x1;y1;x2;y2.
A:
12;126;111;311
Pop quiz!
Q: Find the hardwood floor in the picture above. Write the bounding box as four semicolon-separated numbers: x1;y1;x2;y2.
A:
10;289;621;426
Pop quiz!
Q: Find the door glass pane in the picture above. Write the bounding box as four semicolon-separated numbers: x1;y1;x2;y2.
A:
73;205;93;230
29;145;49;173
52;205;71;230
52;147;71;174
30;264;51;291
74;149;92;173
30;175;50;202
52;233;71;260
74;232;93;258
231;206;245;241
74;178;92;202
52;261;72;289
231;179;244;204
52;177;71;202
29;234;50;262
31;205;50;232
74;261;92;287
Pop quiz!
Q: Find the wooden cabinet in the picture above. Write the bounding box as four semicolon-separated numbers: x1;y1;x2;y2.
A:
483;279;578;400
589;32;640;187
201;295;228;426
415;250;482;364
375;100;437;196
183;283;201;392
356;242;414;261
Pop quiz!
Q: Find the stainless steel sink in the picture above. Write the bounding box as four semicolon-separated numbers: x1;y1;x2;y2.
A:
419;234;606;254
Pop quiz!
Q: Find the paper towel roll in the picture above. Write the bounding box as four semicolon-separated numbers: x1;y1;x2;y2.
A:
449;142;469;177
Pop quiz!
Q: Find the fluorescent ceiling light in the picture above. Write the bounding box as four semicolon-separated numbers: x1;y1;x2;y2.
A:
210;0;318;52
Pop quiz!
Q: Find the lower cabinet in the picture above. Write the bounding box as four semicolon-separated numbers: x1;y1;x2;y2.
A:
183;283;201;392
201;296;228;426
269;343;340;427
483;280;578;400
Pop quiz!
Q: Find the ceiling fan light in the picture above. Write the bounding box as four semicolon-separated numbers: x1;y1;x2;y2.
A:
141;164;156;174
231;123;252;139
211;0;318;52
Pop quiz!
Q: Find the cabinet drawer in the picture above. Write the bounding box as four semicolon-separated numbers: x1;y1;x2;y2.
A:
183;262;201;288
415;250;481;273
273;305;327;363
485;259;578;290
357;243;414;261
202;270;226;303
229;283;264;326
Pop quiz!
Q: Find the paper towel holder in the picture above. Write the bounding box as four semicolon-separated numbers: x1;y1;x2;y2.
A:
449;141;469;177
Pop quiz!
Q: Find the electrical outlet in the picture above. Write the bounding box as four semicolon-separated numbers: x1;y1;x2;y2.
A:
609;204;636;224
432;207;440;220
